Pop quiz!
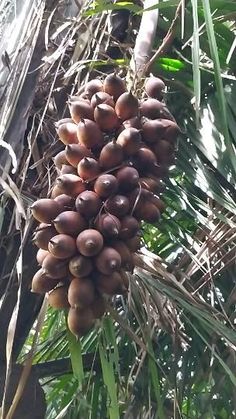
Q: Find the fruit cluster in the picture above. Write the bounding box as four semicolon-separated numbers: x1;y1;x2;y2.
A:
31;74;179;337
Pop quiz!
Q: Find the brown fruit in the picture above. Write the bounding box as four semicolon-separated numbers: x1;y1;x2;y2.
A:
54;194;75;210
140;99;164;119
67;307;95;337
95;247;121;275
150;195;165;213
48;234;77;259
111;241;134;271
116;127;142;156
139;177;164;193
48;286;70;309
60;164;77;175
53;150;68;169
125;235;141;252
105;195;130;217
91;92;114;108
98;141;124;170
36;248;49;265
53;211;87;236
94;104;120;131
56;174;86;197
145;77;165;100
77;157;100;180
123;116;142;130
42;254;69;278
65;144;93;167
152;140;175;165
55;118;74;127
68;100;94;123
142;119;166;143
95;271;125;295
95;213;121;239
57;122;78;145
104;73;126;101
159;119;180;142
149;163;169;178
94;174;118;198
116;166;139;192
90;294;106;319
76;229;104;257
33;224;57;250
134;202;160;223
132;146;157;170
31;269;59;294
85;79;103;97
115;92;139;121
77;119;103;149
68;277;95;308
119;216;140;240
31;199;62;223
69;255;93;278
75;191;102;219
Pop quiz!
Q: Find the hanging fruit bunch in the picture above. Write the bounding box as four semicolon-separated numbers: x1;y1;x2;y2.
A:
31;74;180;338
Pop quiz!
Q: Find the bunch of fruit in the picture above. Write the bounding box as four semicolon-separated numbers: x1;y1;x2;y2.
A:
31;74;179;337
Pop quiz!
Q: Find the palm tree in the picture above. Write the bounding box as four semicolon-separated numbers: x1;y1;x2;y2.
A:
0;0;236;418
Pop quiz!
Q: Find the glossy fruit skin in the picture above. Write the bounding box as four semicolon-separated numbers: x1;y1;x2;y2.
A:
94;104;120;132
115;92;139;121
134;202;160;223
85;79;103;97
42;254;69;279
91;92;114;108
31;269;59;294
76;229;104;257
56;174;86;198
69;255;93;278
95;271;125;295
65;144;93;167
125;235;141;252
67;307;95;337
31;199;62;224
54;194;75;210
77;157;100;181
77;119;104;149
116;166;139;192
33;224;58;250
103;74;126;101
140;99;164;119
123;116;142;130
68;277;95;308
95;247;121;275
105;195;130;217
95;213;121;239
57;122;78;145
119;216;140;240
75;191;102;219
48;234;77;259
116;127;142;156
94;174;118;198
145;77;165;100
99;141;124;170
53;211;87;236
36;249;49;265
53;150;68;169
48;286;70;309
111;241;134;271
68;100;94;123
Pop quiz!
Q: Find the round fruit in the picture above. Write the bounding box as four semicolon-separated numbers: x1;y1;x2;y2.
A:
57;121;78;145
36;248;49;265
95;247;121;275
125;235;141;252
94;104;120;131
68;277;95;308
42;254;69;279
77;157;100;180
123;116;142;130
53;150;68;169
94;174;118;198
67;307;95;337
68;100;94;123
99;141;124;170
132;146;157;171
134;202;160;223
48;286;70;309
75;191;102;219
119;215;140;240
31;199;62;223
105;195;130;217
69;255;93;278
145;76;165;100
76;229;104;257
111;241;134;271
77;119;103;149
116;127;141;156
48;234;77;259
54;194;75;210
31;269;59;294
95;271;125;295
115;92;139;121
56;174;86;197
103;73;126;101
116;166;139;192
33;224;58;250
85;79;103;97
60;164;77;175
65;144;93;167
142;119;165;143
91;92;114;108
90;294;106;319
95;213;121;239
53;211;87;236
140;98;164;119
